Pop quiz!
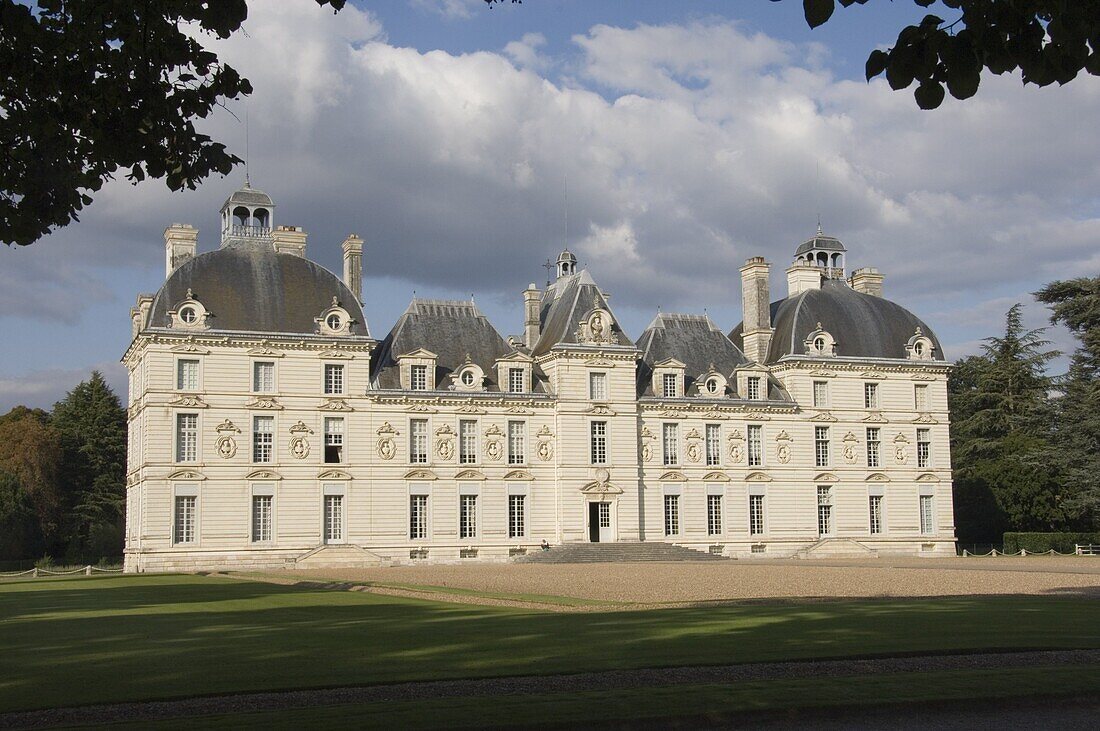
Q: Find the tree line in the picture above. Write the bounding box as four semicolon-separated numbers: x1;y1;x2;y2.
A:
0;372;126;564
0;274;1096;561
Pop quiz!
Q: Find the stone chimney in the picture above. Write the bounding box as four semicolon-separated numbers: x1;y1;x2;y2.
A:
164;224;198;278
130;294;154;338
740;257;774;364
523;283;541;349
786;260;823;297
272;226;307;257
850;267;884;297
342;234;364;303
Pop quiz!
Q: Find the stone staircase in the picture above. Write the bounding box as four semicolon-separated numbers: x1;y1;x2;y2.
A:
794;538;877;559
291;544;386;569
515;542;731;564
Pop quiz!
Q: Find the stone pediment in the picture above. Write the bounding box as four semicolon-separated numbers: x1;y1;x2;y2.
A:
862;412;888;423
745;471;772;482
170;343;210;354
317;469;351;480
916;472;941;482
403;469;437;480
810;411;837;422
454;469;485;481
702;471;730;482
169;394;208;408
580;480;623;495
317;349;353;359
813;472;839;483
865;472;890;482
166;469;206;481
246;469;283;481
503;469;534;481
658;471;687;481
245;397;282;410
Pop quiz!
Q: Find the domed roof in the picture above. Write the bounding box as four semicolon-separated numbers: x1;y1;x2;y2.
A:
147;241;368;336
794;231;846;257
730;279;943;362
221;185;274;210
557;248;577;263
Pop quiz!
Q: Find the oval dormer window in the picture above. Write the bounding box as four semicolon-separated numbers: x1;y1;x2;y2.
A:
814;336;826;353
460;369;475;387
706;378;719;394
326;313;342;331
179;305;198;324
914;341;925;356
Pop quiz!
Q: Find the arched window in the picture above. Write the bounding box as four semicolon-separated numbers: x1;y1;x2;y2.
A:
233;206;250;227
254;209;270;228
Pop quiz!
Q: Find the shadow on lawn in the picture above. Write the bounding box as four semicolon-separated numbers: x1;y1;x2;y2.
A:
1;575;1098;713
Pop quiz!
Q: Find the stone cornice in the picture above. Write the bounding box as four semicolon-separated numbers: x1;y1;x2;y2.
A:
122;332;376;364
534;346;640;366
638;400;798;416
366;393;555;410
771;356;950;376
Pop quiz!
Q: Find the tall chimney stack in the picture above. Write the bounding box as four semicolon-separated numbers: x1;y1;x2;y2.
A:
272;226;307;257
164;224;198;278
849;267;884;297
342;234;364;303
740;257;774;364
523;283;541;349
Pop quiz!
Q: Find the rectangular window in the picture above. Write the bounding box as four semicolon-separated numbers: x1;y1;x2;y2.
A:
508;494;526;538
746;376;762;400
663;494;680;536
869;495;883;535
662;372;678;398
815;426;830;468
324;417;344;464
459;494;478;539
253;362;275;393
817;486;833;536
177;359;199;391
662;423;679;466
324;364;345;395
747;424;763;467
914;384;928;411
813;380;828;408
253;416;274;463
324;495;343;543
599;501;611;529
410;364;428;391
173;495;196;544
866;427;881;468
410;419;428;464
589;372;607;400
920;495;935;535
251;495;272;542
705;424;721;467
409;494;428;540
707;494;722;536
864;382;879;409
508;367;525;393
917;428;931;468
507;421;525;465
749;494;765;535
176;413;198;462
459;419;477;465
590;421;608;465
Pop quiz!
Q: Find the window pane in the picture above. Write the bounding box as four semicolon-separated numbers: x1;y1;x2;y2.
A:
174;495;196;543
324;495;343;542
254;362;274;392
459;420;477;464
176;413;198;462
508;494;525;538
705;424;721;466
508;368;525;393
662;373;678;398
920;495;935;535
747;425;762;466
747;376;761;400
866;427;880;468
662;423;679;465
815;426;830;467
917;428;931;468
253;416;273;463
864;382;879;409
749;494;765;535
410;364;427;391
252;495;272;542
707;494;722;535
508;421;525;465
325;417;344;464
410;494;428;539
589;372;607;400
915;384;928;411
663;494;679;535
813;381;828;408
410;419;428;464
869;495;882;535
324;364;345;395
177;360;198;390
460;494;478;538
590;421;607;464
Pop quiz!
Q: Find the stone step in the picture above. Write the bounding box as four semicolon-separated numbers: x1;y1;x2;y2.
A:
516;541;730;564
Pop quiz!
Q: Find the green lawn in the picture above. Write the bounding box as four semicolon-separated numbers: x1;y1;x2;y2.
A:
1;574;1097;715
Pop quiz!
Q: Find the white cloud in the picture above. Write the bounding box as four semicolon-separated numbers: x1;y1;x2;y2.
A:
0;362;127;413
4;2;1099;369
409;0;481;20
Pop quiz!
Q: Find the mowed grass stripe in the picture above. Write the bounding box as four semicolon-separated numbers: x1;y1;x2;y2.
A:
1;574;1098;713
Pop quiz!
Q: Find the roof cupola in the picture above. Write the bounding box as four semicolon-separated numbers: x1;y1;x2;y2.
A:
793;225;846;279
556;248;577;279
219;181;275;248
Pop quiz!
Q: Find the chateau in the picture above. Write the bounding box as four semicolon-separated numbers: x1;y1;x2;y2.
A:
122;184;955;572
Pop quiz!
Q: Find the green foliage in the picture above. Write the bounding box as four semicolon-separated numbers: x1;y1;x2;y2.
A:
1002;532;1100;553
948;304;1064;539
788;1;1100;109
0;371;127;562
0;0;346;246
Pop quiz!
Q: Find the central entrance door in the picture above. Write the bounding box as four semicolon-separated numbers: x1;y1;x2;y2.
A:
588;501;612;542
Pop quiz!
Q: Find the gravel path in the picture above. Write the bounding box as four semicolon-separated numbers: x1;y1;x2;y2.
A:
277;556;1100;606
2;649;1095;730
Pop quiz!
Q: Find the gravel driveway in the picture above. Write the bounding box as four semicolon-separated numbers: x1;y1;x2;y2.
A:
277;556;1100;605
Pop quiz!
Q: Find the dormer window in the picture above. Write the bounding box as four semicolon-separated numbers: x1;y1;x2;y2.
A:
169;290;209;330
317;297;352;336
695;369;727;397
326;313;342;331
804;323;837;357
179;306;198;324
508;368;525;393
460;370;475;387
411;365;428;391
662;373;678;398
746;376;762;400
705;377;720;394
495;353;533;395
652;359;686;399
906;327;936;360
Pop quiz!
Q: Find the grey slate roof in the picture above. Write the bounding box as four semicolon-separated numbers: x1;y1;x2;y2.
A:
148;240;368;336
222;186;274;209
372;299;544;392
795;233;846;256
533;270;633;356
636;313;790;400
729;279;944;362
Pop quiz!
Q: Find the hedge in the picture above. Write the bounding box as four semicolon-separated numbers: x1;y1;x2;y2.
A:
1002;532;1100;553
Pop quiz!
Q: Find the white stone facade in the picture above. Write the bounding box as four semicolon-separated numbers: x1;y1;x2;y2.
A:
122;188;956;572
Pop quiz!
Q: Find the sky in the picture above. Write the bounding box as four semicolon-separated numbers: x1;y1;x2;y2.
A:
2;0;1098;411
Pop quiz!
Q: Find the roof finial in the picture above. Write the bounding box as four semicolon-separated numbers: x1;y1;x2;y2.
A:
244;102;250;188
